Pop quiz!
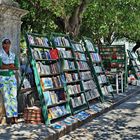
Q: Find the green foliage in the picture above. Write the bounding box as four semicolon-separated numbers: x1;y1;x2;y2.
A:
16;0;139;44
81;0;140;44
17;0;82;34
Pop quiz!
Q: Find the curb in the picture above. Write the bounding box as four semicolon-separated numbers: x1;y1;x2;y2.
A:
47;88;140;140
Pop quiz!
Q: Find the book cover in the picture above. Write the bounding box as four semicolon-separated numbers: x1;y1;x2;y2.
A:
43;38;49;47
43;91;52;106
28;35;35;45
50;49;59;60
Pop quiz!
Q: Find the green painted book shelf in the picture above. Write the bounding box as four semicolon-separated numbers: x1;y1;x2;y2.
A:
99;45;128;92
82;38;114;101
25;33;71;125
50;33;89;114
71;41;100;104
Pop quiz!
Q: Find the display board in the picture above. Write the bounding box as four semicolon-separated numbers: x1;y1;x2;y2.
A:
71;41;100;103
51;33;89;114
82;38;114;101
25;33;71;125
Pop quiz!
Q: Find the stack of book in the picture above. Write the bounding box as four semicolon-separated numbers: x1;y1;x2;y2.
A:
71;94;86;108
28;35;49;47
90;53;101;62
97;75;107;84
31;48;59;60
48;105;68;119
77;61;89;70
36;62;60;75
84;39;95;51
80;71;92;80
65;73;79;82
85;88;99;101
67;84;81;95
63;60;75;70
54;37;70;47
82;80;96;90
43;90;66;106
75;52;86;60
94;66;103;73
72;43;84;52
59;50;73;58
41;76;62;90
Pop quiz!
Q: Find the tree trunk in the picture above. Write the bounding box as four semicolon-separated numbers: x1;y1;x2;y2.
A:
15;0;89;38
55;0;88;38
67;0;88;37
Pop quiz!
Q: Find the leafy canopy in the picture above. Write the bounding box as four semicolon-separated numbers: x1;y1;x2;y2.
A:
16;0;140;43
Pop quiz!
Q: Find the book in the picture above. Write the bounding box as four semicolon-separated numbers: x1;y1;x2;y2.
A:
75;52;86;60
80;71;92;80
85;39;95;51
81;94;86;104
43;38;49;47
31;48;42;59
77;61;89;70
67;84;81;95
50;62;60;74
63;60;70;69
43;91;52;106
107;85;114;92
34;37;44;46
72;43;84;52
65;73;79;82
50;92;58;104
101;86;109;95
53;37;70;47
94;66;103;73
82;80;96;90
56;90;66;101
36;62;50;75
71;98;76;108
68;61;75;69
50;49;59;60
41;78;53;90
49;108;57;119
59;50;72;58
90;53;101;62
28;35;35;45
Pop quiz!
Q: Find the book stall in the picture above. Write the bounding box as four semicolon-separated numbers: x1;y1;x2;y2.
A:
15;32;114;127
1;32;137;132
82;38;114;100
99;45;127;94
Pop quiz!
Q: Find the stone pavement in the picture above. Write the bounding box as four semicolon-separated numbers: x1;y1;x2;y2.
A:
0;87;140;140
59;91;140;140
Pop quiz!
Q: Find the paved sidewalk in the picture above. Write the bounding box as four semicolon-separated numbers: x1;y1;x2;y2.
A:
59;92;140;140
0;87;139;140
